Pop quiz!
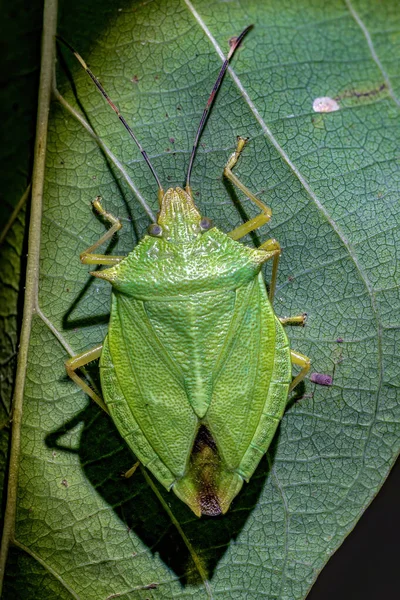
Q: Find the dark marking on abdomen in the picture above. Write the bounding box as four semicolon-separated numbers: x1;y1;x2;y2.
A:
191;426;222;516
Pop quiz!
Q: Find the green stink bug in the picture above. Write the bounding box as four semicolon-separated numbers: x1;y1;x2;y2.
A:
63;27;311;517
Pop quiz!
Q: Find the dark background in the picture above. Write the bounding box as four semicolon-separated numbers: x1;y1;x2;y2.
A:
308;456;400;600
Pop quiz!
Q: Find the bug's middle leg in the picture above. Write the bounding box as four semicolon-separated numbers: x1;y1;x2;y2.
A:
289;349;311;393
66;347;144;479
257;238;308;323
65;344;108;412
257;237;282;303
122;461;140;479
224;136;272;240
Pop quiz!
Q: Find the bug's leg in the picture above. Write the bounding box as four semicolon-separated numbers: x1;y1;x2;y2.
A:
257;237;281;303
289;349;311;393
258;238;307;321
279;314;307;326
65;344;108;413
67;348;143;478
80;197;125;265
122;461;140;479
224;137;272;240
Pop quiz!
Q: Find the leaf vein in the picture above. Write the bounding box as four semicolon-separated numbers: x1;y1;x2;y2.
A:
344;0;400;108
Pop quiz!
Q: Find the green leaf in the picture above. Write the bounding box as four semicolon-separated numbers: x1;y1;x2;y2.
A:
3;0;400;598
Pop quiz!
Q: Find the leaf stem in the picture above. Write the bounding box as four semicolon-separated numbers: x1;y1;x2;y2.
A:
0;0;58;592
140;467;213;599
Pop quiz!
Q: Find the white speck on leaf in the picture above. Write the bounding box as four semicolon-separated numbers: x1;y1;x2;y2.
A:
313;96;340;113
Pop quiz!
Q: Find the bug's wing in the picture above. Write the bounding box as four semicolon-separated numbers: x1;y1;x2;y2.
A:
207;275;288;468
100;294;198;488
173;275;292;515
234;314;292;479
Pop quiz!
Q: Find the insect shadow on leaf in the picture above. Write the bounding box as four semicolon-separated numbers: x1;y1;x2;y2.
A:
45;402;275;582
57;25;311;524
57;44;140;233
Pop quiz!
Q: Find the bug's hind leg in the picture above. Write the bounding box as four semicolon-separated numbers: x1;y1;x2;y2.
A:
122;461;140;479
65;344;108;412
80;196;125;266
67;348;143;479
224;137;272;240
289;349;311;393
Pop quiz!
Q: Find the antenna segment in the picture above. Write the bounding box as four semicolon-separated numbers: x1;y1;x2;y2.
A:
185;25;252;189
57;36;163;191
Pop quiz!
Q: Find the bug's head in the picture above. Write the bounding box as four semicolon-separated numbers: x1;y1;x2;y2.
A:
148;187;213;243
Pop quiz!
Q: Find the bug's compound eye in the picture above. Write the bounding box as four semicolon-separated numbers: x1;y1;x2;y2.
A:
148;223;163;237
199;217;213;231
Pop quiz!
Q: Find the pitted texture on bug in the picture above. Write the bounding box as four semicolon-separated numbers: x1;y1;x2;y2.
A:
157;188;202;242
92;190;268;295
98;187;292;516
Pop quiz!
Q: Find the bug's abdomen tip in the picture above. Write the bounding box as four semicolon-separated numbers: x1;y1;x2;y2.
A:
200;491;222;517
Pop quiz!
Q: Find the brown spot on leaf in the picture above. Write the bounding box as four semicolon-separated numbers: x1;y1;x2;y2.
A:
143;583;158;590
336;83;386;102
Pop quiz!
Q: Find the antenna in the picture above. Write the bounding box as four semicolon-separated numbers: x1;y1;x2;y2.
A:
56;36;163;192
185;25;252;189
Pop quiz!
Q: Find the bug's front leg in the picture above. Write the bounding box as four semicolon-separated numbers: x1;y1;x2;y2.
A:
289;349;311;393
80;197;126;265
65;344;108;412
224;136;272;240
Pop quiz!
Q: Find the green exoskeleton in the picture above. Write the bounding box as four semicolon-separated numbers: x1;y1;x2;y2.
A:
63;27;311;517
